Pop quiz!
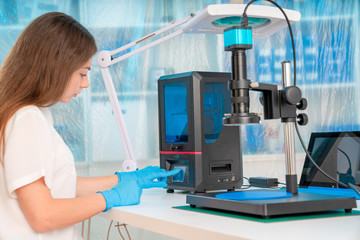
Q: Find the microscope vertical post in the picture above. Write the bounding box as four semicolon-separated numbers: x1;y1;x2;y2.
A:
282;61;298;194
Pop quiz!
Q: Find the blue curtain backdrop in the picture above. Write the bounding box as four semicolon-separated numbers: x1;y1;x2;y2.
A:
0;0;359;172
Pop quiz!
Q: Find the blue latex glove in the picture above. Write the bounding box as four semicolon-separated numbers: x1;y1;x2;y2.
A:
98;179;142;211
115;166;180;189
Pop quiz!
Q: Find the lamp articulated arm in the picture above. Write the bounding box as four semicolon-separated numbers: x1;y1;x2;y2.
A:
96;14;196;171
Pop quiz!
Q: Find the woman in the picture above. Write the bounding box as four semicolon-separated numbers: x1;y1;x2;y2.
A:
0;12;178;239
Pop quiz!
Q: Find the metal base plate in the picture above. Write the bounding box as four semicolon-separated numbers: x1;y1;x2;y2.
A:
186;190;357;218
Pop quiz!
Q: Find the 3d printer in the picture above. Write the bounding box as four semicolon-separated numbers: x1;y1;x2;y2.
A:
157;71;242;192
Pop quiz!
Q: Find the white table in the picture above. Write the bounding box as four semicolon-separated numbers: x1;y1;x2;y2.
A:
100;188;360;240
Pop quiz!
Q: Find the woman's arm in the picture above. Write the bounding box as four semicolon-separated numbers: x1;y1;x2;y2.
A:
76;175;118;196
16;177;106;233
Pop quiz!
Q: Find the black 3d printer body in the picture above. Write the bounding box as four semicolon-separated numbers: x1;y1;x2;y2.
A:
158;71;243;192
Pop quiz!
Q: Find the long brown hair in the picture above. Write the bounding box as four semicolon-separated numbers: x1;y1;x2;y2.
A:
0;12;97;164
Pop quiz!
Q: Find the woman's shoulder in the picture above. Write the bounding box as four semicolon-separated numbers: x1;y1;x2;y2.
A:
5;105;51;136
12;105;51;125
13;105;43;118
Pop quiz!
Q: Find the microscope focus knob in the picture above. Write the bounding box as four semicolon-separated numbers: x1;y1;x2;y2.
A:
284;86;301;105
297;98;308;110
297;113;308;126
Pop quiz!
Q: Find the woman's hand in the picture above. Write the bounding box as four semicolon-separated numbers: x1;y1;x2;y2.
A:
115;166;180;189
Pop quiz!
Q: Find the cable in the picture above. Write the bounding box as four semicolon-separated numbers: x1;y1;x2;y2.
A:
348;183;360;196
242;0;297;85
240;177;250;188
276;181;286;186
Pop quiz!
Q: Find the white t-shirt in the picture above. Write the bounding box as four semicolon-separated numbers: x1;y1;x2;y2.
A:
0;105;82;240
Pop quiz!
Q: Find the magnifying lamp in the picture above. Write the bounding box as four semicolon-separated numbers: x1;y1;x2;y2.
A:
97;4;300;171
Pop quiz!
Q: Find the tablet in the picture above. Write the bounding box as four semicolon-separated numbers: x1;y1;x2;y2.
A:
299;131;360;188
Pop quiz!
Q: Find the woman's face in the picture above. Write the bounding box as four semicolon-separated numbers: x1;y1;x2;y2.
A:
59;57;92;103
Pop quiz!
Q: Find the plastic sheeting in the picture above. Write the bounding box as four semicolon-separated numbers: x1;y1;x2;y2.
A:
0;0;359;181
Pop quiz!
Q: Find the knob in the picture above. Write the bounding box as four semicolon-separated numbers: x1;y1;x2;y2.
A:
297;98;308;110
284;86;301;105
297;113;308;126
